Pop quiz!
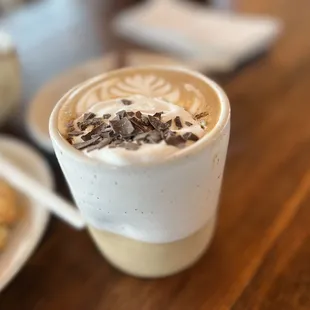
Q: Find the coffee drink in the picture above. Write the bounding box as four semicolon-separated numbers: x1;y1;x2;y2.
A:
49;66;230;277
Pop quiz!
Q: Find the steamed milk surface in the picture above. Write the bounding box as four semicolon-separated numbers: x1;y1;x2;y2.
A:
72;95;205;166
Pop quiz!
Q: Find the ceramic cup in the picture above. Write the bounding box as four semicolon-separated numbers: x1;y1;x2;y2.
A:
49;66;230;278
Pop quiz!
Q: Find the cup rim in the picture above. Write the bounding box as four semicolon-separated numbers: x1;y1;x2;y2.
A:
49;65;230;169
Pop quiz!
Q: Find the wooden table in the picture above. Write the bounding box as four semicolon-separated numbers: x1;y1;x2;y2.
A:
1;0;310;309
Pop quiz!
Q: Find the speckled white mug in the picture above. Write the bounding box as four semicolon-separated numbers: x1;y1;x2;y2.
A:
49;66;230;277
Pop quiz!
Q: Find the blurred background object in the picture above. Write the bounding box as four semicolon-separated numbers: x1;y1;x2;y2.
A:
0;30;20;126
113;0;282;72
0;0;23;14
209;0;232;10
0;136;52;292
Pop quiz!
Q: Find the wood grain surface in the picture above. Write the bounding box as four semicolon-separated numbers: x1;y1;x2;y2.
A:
1;0;310;309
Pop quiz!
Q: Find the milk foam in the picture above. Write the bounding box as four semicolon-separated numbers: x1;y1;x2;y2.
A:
72;95;205;166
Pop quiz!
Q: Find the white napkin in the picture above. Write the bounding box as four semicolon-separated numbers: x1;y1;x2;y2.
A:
113;0;282;72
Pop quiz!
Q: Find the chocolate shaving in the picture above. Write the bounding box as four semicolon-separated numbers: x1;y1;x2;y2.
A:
165;130;177;137
130;117;147;132
195;112;209;120
101;125;112;132
68;130;84;137
160;130;166;140
77;117;103;131
185;121;193;127
90;118;104;126
127;111;135;117
141;115;150;126
183;132;199;141
133;132;150;141
86;138;112;152
103;113;111;119
68;110;200;152
135;111;142;119
91;133;105;139
73;136;100;150
165;119;172;128
165;134;186;148
121;99;133;106
116;110;127;119
174;116;183;129
81;123;107;141
153;112;163;119
77;121;85;130
148;115;169;131
110;117;135;137
160;129;173;141
111;114;120;121
83;112;96;121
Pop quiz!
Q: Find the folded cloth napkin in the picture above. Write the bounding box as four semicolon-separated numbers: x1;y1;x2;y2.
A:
113;0;282;72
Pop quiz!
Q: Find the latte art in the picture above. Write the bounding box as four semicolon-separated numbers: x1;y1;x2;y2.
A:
70;72;214;122
109;74;180;99
75;75;181;115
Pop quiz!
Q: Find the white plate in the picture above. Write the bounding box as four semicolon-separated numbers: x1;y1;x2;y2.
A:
0;135;53;292
26;52;118;153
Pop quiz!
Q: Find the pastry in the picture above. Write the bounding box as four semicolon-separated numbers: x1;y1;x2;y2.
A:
0;179;18;225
